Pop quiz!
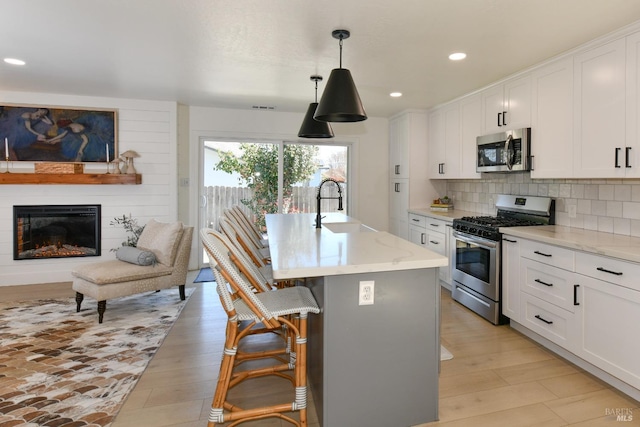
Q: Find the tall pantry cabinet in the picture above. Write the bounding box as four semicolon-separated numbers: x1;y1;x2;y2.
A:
389;111;437;239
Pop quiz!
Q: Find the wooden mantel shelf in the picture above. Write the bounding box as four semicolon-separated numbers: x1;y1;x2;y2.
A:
0;173;142;185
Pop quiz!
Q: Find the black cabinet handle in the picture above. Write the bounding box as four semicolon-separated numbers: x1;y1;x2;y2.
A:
497;112;502;127
534;279;553;287
395;165;400;175
597;267;622;276
394;183;400;192
574;284;580;306
503;238;517;243
502;111;507;126
412;218;420;222
430;223;440;228
626;147;632;168
421;233;426;245
533;250;552;257
535;315;553;325
430;240;439;245
615;147;621;168
530;154;535;171
438;163;445;174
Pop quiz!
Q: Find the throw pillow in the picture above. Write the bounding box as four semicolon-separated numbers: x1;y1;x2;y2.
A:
116;246;156;266
136;219;184;266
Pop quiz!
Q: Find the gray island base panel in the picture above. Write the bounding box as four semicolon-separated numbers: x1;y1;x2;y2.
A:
306;268;440;427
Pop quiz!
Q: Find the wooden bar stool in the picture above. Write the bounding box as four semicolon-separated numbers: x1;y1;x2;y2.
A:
201;228;319;427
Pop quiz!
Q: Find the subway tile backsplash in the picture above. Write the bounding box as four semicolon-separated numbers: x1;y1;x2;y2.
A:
445;173;640;238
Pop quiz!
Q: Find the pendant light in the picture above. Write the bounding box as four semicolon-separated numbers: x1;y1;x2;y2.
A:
314;29;367;122
298;75;334;138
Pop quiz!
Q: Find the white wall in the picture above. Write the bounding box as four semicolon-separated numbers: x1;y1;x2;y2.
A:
0;91;178;286
187;106;389;244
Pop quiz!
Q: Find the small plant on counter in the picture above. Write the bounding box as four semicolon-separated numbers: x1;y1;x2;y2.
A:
110;214;145;251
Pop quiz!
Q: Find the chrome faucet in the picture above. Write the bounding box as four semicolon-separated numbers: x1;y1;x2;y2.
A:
316;178;343;228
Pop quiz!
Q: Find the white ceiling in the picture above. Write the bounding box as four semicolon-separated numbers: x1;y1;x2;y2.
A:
3;0;640;118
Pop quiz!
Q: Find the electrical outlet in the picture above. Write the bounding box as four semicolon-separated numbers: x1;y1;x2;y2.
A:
359;281;374;305
568;204;577;218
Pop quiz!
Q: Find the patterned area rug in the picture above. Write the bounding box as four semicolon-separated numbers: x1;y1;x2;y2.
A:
0;288;194;427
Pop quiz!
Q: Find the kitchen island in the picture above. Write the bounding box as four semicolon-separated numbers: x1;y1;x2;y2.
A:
265;213;448;427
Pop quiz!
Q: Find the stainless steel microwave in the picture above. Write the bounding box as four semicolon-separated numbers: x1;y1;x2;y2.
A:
476;128;530;173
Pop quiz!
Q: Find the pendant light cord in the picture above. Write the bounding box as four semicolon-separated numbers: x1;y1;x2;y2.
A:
339;36;343;69
315;78;319;103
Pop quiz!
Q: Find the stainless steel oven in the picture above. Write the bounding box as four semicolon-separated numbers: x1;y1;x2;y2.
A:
451;232;501;323
451;195;554;325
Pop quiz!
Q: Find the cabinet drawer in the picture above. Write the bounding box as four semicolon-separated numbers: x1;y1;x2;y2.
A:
575;252;640;292
427;233;446;256
426;218;448;234
520;239;575;271
520;292;577;349
521;258;578;312
408;213;427;228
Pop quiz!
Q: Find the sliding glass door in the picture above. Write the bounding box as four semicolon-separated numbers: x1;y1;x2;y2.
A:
200;139;349;265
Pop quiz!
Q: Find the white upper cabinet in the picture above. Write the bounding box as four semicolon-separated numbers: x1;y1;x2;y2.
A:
459;94;483;179
427;98;481;180
573;38;626;178
428;103;460;179
530;57;574;178
481;75;532;135
389;113;410;179
625;31;640;177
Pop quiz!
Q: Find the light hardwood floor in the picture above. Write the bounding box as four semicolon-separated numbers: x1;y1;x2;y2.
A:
4;274;639;426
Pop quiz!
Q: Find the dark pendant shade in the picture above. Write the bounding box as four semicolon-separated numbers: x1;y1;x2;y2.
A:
314;68;367;122
298;102;334;138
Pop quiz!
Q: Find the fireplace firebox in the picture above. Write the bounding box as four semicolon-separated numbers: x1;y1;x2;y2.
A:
13;205;101;260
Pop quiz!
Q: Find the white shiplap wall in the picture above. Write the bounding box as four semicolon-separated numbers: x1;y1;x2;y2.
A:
0;91;178;286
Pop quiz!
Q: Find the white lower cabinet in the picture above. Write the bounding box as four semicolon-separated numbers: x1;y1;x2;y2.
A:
501;236;520;320
503;234;640;392
408;213;451;285
576;275;640;390
520;292;580;350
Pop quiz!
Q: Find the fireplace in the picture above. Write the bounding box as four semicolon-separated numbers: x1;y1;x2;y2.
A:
13;205;101;260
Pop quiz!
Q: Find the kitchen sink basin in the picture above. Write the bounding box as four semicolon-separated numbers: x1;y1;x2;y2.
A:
323;222;376;233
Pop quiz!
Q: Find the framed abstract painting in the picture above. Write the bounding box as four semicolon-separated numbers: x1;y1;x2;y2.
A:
0;104;117;162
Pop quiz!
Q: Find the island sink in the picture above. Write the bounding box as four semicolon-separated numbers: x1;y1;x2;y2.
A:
322;222;376;233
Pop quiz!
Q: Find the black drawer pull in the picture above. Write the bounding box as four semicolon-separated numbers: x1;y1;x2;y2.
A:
412;218;420;222
430;223;440;227
429;240;439;245
395;165;400;175
533;250;552;257
503;238;517;243
597;267;622;276
574;284;580;306
535;315;553;325
535;279;553;287
421;233;426;245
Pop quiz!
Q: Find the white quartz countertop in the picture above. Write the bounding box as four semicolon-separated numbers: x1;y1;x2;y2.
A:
500;225;640;264
266;213;448;280
408;208;479;222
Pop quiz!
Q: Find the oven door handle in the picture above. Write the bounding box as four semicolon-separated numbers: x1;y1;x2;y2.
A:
453;231;498;249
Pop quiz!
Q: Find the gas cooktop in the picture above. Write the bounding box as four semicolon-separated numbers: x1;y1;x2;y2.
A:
452;195;555;241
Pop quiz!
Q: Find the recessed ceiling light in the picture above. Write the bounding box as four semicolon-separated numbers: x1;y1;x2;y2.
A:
4;58;26;66
449;52;466;61
390;92;402;98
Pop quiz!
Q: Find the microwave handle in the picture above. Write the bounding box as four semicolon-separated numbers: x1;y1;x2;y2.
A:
505;134;514;170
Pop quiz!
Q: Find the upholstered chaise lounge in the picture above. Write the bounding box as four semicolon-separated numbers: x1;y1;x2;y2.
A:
71;220;193;323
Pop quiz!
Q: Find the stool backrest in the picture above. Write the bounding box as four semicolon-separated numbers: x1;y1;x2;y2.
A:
200;228;280;329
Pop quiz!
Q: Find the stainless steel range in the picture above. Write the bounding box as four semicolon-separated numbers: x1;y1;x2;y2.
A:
451;195;555;324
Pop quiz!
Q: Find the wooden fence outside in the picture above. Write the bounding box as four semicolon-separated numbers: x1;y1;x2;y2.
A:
203;185;346;232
